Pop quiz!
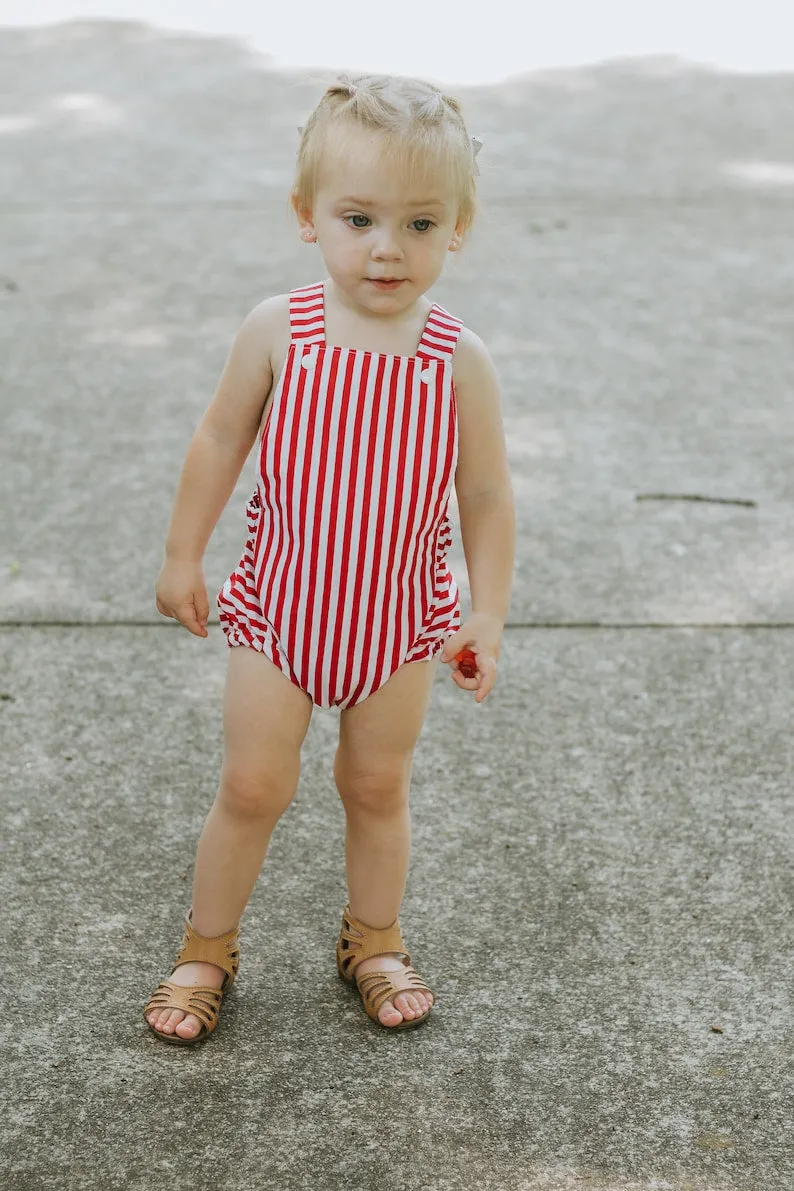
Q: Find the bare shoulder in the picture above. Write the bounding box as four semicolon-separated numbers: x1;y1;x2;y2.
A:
201;293;293;449
244;291;290;328
451;324;500;399
450;323;510;502
223;293;292;406
453;322;488;361
238;292;291;358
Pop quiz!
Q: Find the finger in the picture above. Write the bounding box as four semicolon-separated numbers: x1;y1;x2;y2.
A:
451;657;488;693
184;619;209;638
195;592;210;625
474;659;498;703
178;603;208;638
440;632;467;663
450;669;479;691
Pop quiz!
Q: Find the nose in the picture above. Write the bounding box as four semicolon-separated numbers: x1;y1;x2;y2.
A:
370;228;403;261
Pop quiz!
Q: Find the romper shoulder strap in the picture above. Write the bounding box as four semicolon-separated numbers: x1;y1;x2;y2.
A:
289;282;326;344
416;303;464;362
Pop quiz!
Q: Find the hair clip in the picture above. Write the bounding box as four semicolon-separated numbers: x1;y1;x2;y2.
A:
471;135;483;175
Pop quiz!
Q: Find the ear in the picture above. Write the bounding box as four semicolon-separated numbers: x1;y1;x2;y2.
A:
292;194;317;243
448;216;465;252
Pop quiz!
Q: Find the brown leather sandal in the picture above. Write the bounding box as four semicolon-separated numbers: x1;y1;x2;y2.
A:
143;910;240;1045
336;902;436;1030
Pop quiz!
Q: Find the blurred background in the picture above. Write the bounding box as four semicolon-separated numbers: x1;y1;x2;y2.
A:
3;0;794;81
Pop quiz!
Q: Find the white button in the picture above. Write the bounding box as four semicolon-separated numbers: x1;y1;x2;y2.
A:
420;367;434;383
301;350;317;369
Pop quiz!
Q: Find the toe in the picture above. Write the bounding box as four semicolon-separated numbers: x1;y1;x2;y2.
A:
394;993;416;1019
397;991;432;1019
175;1014;201;1039
378;999;404;1027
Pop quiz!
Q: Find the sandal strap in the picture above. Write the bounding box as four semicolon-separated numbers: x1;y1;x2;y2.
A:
173;909;240;988
336;902;409;981
356;966;433;1020
143;981;224;1035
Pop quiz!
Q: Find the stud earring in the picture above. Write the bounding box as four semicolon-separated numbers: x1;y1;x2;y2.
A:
301;229;316;243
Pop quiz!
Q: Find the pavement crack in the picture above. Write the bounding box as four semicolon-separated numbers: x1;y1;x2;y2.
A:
636;492;757;507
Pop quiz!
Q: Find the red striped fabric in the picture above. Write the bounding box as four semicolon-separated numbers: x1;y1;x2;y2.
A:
218;281;462;708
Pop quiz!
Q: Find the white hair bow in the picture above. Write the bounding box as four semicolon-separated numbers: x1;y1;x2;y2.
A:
471;135;483;175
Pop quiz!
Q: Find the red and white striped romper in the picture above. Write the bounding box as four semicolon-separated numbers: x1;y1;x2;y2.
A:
217;280;462;709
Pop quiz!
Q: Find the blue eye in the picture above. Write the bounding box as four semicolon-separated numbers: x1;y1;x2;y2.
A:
347;214;370;228
412;219;434;232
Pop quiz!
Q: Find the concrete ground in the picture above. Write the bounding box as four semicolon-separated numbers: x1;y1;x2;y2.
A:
2;20;793;1191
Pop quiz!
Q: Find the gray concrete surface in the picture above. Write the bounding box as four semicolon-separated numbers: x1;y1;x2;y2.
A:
1;19;793;1191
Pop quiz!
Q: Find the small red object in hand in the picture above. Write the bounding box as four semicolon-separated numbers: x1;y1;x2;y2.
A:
455;648;478;679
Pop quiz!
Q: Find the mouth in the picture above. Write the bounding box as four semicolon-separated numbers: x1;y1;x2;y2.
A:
368;278;406;290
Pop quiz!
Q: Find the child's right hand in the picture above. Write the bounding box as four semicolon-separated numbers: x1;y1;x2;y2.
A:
155;559;210;638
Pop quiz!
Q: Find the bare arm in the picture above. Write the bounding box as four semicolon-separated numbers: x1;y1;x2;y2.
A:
165;300;276;561
440;328;515;699
156;297;281;634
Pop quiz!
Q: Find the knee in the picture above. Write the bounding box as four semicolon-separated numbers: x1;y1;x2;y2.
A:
217;766;297;822
334;751;411;813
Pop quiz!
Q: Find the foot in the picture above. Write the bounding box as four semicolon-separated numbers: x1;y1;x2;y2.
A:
145;961;226;1041
354;952;435;1027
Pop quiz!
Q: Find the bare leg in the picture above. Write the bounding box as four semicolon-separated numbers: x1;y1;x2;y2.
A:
334;659;437;1027
147;646;312;1039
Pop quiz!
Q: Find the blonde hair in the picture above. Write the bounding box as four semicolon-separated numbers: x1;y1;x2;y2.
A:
292;73;479;236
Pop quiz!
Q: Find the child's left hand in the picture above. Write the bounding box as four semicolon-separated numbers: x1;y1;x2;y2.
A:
440;614;503;703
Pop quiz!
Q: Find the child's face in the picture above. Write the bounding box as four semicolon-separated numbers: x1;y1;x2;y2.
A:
297;128;463;316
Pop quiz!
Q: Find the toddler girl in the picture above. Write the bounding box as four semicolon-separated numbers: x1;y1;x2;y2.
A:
144;72;515;1042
